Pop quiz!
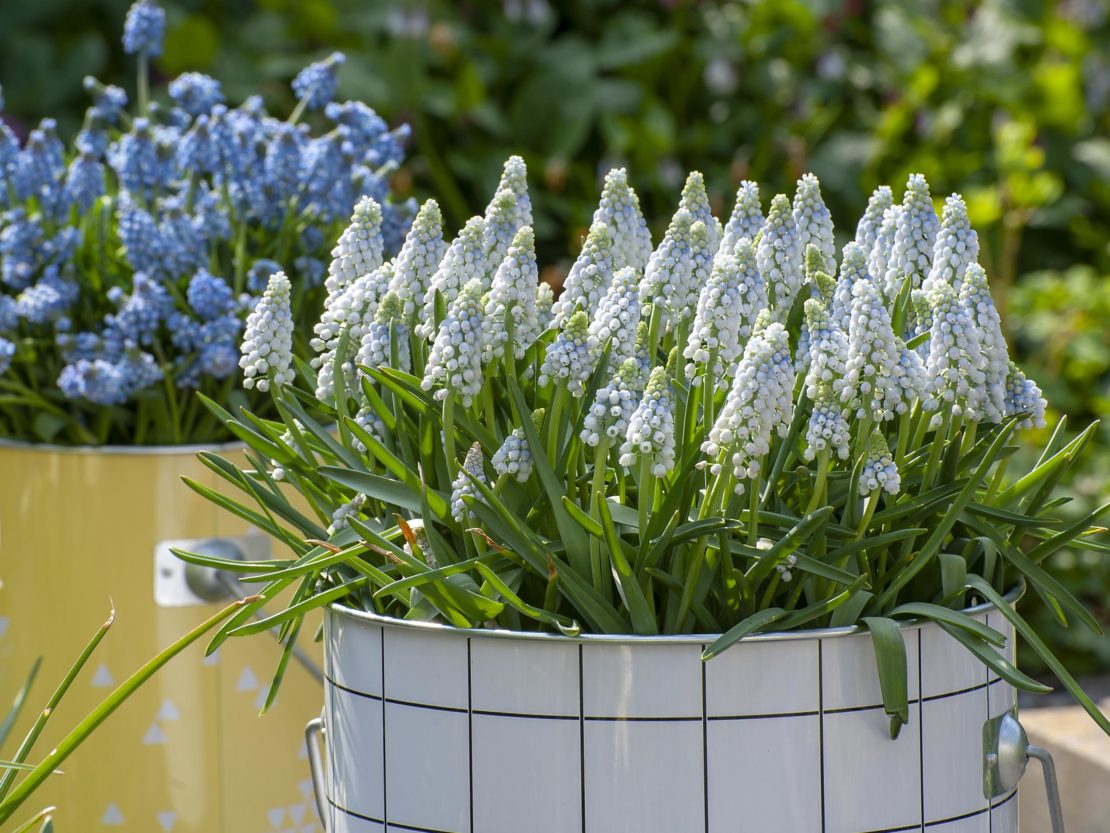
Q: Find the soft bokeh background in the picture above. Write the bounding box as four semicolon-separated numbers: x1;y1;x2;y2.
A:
5;0;1109;673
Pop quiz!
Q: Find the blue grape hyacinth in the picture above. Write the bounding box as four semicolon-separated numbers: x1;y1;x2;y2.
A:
0;0;412;445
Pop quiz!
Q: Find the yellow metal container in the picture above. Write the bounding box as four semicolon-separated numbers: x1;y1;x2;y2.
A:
0;442;323;832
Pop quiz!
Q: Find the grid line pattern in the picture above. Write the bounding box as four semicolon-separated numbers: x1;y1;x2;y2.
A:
324;616;1019;833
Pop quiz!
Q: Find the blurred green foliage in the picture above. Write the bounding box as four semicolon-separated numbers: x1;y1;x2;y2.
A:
4;0;1110;671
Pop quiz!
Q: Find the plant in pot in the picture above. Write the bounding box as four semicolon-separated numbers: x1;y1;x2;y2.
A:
188;157;1107;833
0;0;411;828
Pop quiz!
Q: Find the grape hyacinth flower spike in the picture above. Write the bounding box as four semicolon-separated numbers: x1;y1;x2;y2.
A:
593;167;653;272
792;173;835;274
552;221;614;328
240;271;294;392
619;365;677;478
720;181;762;257
757;194;804;319
483;225;542;364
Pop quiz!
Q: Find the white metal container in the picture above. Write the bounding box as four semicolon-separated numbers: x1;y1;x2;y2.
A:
311;601;1027;833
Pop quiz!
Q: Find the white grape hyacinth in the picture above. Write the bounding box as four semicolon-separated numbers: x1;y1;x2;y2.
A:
582;356;642;447
240;270;294;392
450;442;487;523
922;280;987;421
388;199;447;323
830;242;871;332
802;297;849;402
539;309;594;397
757;194;805;318
536;281;555;331
422;277;486;406
415;216;488;340
592;167;653;272
720;181;762;257
491;427;534;483
702;315;794;489
925;193;979;295
805;382;851;461
854;185;893;255
860;430;900;496
483;225;542;364
328;493;367;535
1004;361;1047;429
678;171;722;253
868;203;902;298
959;263;1009;422
552;221;614;328
639;208;694;317
618;365;677;477
841;278;904;421
792;173;835;273
882;174;940;304
684;250;747;388
313;262;393;400
357;291;411;374
324;196;384;302
482;155;533;264
589;265;641;364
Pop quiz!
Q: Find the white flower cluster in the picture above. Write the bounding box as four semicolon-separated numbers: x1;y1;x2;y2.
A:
491;428;533;482
792;173;835;273
684;251;749;387
422;277;486;406
451;442;487;523
593;167;653;272
415;216;488;340
881;174;939;303
240;270;294;391
757;195;804;317
860;430;900;496
539;310;593;397
301;161;1048;502
328;493;367;535
552;222;614;327
842;279;904;421
325;196;384;301
926;194;978;296
720;181;763;256
357;291;411;374
388;199;447;323
483;226;542;363
703;316;794;487
678;172;722;254
482;155;533;264
589;266;641;364
619;366;676;477
854;186;893;255
582;356;642;447
922;280;986;420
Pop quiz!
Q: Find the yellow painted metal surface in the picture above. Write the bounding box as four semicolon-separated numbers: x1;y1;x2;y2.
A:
0;444;323;832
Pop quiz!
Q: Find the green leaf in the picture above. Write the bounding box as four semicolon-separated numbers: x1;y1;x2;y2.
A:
702;608;788;661
965;576;1108;731
861;617;909;737
595;492;656;635
0;601;246;825
508;378;592;578
746;506;834;586
475;563;580;636
887;602;1004;646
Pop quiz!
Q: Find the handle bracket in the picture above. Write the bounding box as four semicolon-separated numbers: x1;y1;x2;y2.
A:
984;708;1066;832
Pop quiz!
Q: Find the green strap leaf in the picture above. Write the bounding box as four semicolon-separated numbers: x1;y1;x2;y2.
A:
861;617;909;738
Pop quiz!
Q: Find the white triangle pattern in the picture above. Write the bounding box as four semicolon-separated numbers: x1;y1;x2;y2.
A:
0;616;9;638
142;721;167;746
91;663;114;687
157;698;181;722
237;665;259;692
288;804;307;824
157;810;177;831
202;648;220;666
267;807;286;828
100;802;125;825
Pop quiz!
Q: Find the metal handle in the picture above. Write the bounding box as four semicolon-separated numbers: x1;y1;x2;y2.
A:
305;714;330;832
984;709;1066;833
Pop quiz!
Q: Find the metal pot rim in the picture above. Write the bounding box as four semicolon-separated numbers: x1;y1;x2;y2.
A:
328;582;1024;645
